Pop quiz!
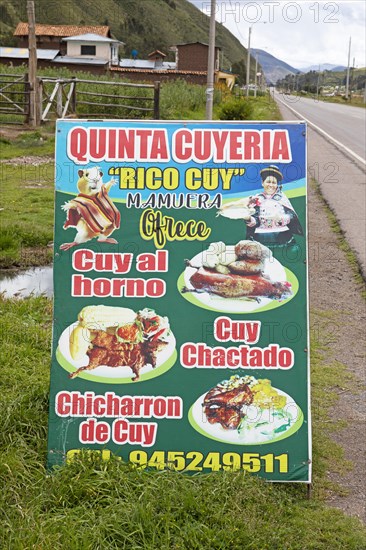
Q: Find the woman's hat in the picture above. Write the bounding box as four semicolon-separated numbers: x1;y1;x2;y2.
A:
260;165;283;182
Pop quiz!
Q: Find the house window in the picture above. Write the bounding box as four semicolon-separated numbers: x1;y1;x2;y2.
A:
81;45;96;56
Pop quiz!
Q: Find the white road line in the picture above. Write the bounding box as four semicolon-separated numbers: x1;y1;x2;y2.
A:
276;96;366;169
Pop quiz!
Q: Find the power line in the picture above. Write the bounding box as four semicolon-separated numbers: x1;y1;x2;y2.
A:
228;0;248;46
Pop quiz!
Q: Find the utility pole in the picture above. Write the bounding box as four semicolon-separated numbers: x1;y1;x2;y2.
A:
254;54;258;97
316;64;320;100
350;56;355;101
205;0;216;120
345;36;351;100
27;0;38;126
245;25;252;98
245;22;266;98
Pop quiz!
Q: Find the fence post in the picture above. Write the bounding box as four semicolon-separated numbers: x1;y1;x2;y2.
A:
27;0;38;126
56;83;63;118
36;77;42;125
154;81;160;120
24;72;30;123
71;77;77;114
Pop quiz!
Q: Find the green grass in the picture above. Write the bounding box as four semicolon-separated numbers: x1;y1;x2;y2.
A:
319;95;366;108
0;161;54;268
160;84;281;121
0;130;55;159
310;309;356;497
0;296;365;548
160;79;220;120
283;91;366;109
213;90;281;121
248;93;281;120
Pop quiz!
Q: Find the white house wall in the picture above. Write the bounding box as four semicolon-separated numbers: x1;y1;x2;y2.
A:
67;42;110;59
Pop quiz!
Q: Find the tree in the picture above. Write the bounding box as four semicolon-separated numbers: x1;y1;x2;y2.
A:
232;59;247;86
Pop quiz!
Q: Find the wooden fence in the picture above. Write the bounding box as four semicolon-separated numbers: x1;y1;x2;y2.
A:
39;77;160;121
0;73;30;125
0;74;160;125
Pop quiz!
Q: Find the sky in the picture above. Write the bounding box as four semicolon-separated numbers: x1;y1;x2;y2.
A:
189;0;366;69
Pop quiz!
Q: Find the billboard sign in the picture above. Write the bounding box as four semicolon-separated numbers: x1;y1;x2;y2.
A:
48;120;310;482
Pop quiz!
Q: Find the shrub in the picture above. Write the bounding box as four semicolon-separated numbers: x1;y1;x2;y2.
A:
217;98;253;120
160;79;221;119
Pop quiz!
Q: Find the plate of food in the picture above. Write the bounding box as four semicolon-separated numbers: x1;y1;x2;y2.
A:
178;240;298;314
188;375;304;445
56;305;177;383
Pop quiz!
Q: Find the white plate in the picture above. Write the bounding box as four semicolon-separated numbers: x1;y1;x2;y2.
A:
181;246;294;314
56;322;177;383
188;388;303;445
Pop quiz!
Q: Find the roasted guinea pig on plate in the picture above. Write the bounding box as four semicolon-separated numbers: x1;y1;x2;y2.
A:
65;305;173;381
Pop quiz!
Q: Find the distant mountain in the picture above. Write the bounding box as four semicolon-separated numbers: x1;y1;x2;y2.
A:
252;49;300;84
299;63;347;72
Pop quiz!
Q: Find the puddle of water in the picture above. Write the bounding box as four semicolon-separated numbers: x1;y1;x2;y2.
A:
0;266;53;298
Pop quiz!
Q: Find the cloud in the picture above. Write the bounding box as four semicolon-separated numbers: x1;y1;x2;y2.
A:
190;1;366;67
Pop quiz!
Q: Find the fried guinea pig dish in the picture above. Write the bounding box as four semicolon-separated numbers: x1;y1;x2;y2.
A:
69;305;170;380
203;375;288;432
184;240;292;301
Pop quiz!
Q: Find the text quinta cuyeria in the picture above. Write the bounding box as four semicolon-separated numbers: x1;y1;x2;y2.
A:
67;127;292;165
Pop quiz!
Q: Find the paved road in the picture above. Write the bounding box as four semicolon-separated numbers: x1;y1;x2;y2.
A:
274;95;366;276
274;91;366;163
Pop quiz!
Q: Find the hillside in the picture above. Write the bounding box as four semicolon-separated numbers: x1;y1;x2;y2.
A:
300;63;347;72
252;48;300;84
0;0;251;72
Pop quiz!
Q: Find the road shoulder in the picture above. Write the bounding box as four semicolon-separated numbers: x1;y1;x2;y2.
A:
277;98;366;522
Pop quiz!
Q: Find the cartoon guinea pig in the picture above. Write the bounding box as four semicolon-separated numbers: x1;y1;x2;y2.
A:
60;166;120;251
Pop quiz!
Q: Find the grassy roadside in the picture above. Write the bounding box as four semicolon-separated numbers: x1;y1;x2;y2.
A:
0;131;54;269
310;179;365;294
282;91;366;109
248;93;282;120
0;129;55;159
310;309;356;498
0;295;365;548
319;95;366;108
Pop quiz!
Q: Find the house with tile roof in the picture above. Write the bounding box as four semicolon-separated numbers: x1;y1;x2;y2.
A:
57;33;122;67
2;26;123;74
14;23;111;54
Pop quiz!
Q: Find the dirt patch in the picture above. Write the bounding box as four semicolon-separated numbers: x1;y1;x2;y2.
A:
23;183;52;188
0;127;28;140
0;127;54;141
1;155;53;166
